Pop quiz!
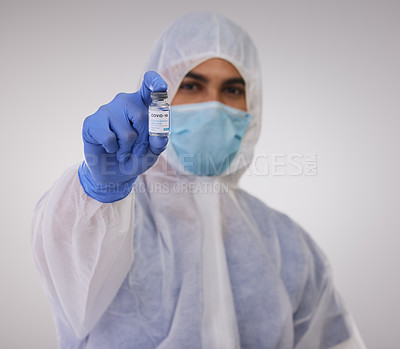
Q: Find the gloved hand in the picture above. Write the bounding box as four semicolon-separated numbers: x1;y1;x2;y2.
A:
78;71;169;203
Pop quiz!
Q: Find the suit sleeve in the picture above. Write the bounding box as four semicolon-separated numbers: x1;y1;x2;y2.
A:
31;164;135;340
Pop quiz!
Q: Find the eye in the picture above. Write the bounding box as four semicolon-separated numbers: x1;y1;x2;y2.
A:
224;85;245;96
179;81;202;91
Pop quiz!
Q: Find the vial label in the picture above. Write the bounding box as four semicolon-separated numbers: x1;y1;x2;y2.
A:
149;108;170;134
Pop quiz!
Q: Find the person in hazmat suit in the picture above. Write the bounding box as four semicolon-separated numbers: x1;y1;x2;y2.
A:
31;12;366;349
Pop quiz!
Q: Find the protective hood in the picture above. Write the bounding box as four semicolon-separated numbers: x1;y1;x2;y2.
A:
142;11;262;182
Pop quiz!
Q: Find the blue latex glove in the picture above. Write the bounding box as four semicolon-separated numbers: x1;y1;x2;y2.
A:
78;71;169;203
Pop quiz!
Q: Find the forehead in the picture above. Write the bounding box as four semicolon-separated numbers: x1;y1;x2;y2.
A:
188;58;243;80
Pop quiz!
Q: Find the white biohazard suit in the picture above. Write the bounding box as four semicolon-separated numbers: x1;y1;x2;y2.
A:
31;11;366;349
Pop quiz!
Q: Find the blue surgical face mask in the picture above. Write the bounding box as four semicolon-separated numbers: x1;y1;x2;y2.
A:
169;101;253;176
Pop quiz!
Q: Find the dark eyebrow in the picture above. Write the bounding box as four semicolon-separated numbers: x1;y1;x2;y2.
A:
184;72;245;86
222;77;245;86
184;72;209;83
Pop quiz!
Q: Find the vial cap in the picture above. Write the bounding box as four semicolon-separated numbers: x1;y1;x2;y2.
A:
150;91;168;100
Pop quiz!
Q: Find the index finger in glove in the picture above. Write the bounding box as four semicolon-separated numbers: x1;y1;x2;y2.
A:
82;109;118;154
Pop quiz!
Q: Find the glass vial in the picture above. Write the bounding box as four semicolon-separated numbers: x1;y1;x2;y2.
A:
148;91;170;136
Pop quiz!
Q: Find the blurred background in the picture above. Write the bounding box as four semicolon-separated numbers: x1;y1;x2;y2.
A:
1;0;399;347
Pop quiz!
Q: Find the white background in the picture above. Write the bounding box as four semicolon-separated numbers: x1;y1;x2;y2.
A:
1;0;399;348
